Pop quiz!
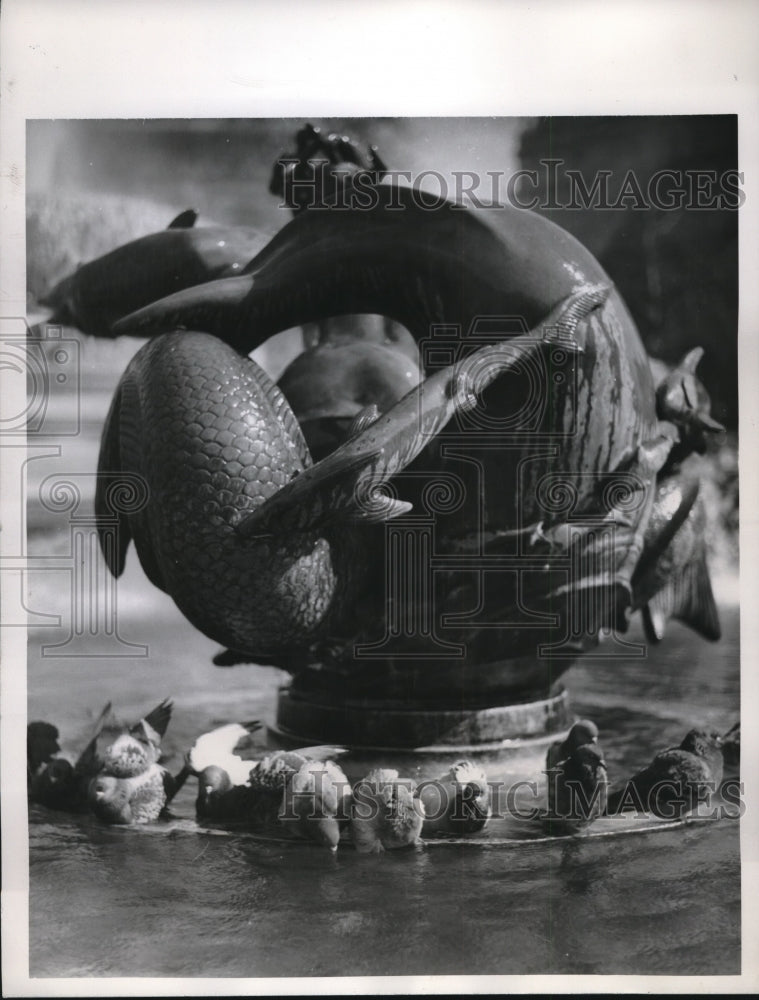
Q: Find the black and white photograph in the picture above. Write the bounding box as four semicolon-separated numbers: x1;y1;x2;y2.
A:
2;2;758;995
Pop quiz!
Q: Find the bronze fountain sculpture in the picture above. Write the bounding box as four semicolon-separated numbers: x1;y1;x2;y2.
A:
44;124;725;750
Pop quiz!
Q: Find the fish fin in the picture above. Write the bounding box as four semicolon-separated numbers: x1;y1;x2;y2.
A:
696;411;726;433
95;384;132;577
635;476;701;577
680;347;704;374
642;602;667;643
450;370;480;412
537;283;612;348
347;404;380;438
637;427;678;476
97;377;168;590
167;208;198;229
346;491;413;524
643;551;721;642
235;450;378;538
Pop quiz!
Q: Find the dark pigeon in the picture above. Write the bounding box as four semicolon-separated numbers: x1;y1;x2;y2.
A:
721;721;740;771
546;720;601;814
28;703;111;812
606;729;723;819
545;743;608;835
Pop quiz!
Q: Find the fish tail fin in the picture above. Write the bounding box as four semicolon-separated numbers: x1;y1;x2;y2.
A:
643;551;721;643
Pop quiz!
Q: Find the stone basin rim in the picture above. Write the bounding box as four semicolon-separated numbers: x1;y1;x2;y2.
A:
267;722;574;756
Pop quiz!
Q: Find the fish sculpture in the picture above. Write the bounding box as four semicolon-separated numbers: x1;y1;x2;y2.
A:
39;211;268;336
97;285;608;666
89;178;722;693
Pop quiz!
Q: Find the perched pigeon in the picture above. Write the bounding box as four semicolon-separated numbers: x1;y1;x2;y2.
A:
351;768;425;853
546;720;600;772
279;758;353;851
88;700;186;824
546;720;601;813
185;721;265;820
185;723;350;848
193;765;260;823
28;702;111;811
721;721;740;771
419;760;491;836
606;729;723;818
545;743;608;835
27;721;61;782
89;766;178;825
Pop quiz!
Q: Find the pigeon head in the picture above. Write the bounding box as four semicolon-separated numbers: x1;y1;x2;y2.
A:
43;758;75;785
103;734;150;777
450;760;491;822
199;765;232;799
680;729;723;756
31;758;76;805
27;721;61;770
567;720;599;751
91;775;119;799
89;775;132;823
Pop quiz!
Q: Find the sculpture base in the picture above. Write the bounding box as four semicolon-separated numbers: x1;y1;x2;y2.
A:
272;684;572;753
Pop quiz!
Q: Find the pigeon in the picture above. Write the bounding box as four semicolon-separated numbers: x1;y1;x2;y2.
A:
88;699;186;824
89;766;179;825
546;720;600;772
185;721;265;820
350;768;425;853
419;760;491;836
545;743;609;835
27;721;61;783
279;758;353;851
88;734;187;825
721;721;740;771
545;720;601;813
28;702;111;811
606;729;723;818
185;723;350;848
192;764;261;823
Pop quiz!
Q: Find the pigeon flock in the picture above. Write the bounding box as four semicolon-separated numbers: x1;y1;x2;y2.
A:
27;702;736;852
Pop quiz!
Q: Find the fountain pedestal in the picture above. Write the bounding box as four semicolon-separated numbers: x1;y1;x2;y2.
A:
272;657;574;754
